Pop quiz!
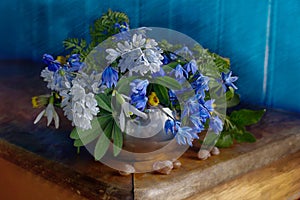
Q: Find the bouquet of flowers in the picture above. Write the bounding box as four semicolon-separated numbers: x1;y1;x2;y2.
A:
32;10;264;172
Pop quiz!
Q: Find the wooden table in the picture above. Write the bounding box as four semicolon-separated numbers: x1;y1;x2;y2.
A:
0;62;299;200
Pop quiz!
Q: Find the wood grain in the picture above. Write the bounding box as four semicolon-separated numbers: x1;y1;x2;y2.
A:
134;111;300;200
0;157;87;200
187;151;300;200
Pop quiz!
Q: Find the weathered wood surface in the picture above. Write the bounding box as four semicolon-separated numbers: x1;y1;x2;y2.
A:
133;111;300;200
0;139;133;200
0;157;87;200
0;62;133;200
0;62;300;199
187;150;300;200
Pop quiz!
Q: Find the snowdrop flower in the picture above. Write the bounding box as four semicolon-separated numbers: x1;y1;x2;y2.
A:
34;96;59;129
106;34;163;75
119;101;148;132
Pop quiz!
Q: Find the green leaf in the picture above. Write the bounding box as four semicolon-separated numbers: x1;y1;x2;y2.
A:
234;131;256;143
225;87;235;101
215;133;233;148
98;114;114;129
73;132;99;147
226;93;240;108
95;93;112;112
94;131;111;161
152;84;169;106
202;132;220;147
152;76;182;90
162;62;179;71
94;119;115;160
71;115;113;147
112;124;123;157
116;76;137;94
73;139;84;147
70;117;101;140
230;109;266;127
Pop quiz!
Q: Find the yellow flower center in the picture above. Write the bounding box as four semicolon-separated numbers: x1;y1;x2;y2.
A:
148;92;160;106
31;96;40;108
56;56;67;64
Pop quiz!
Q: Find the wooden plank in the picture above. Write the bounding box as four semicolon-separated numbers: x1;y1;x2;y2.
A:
0;62;133;200
0;157;87;200
0;139;133;200
187;151;300;200
133;111;300;200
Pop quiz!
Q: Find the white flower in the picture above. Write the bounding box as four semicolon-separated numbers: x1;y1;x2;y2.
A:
34;102;59;129
73;71;103;94
41;68;70;92
106;34;163;75
119;102;148;132
63;82;99;130
58;71;102;130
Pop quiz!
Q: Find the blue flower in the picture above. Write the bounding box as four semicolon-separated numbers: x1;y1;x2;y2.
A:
115;22;129;32
220;71;238;92
43;54;61;72
130;79;149;111
152;67;165;78
162;54;170;65
67;54;84;71
164;119;179;135
165;119;199;146
190;115;205;132
169;53;177;61
175;126;199;146
182;95;200;117
184;60;198;75
174;46;193;57
203;99;214;113
130;79;149;96
209;116;223;134
101;66;119;88
198;99;215;123
130;94;148;111
168;89;178;102
191;73;210;97
172;64;188;80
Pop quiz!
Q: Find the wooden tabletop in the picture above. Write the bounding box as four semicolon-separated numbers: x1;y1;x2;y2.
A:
0;62;300;199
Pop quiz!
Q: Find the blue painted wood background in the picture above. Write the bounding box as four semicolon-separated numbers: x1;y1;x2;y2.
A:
1;0;300;113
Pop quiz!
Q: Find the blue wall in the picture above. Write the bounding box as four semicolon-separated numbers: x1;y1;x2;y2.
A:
1;0;300;113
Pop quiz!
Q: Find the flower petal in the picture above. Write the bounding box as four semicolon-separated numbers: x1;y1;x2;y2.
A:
34;110;45;124
120;111;125;132
53;110;59;129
